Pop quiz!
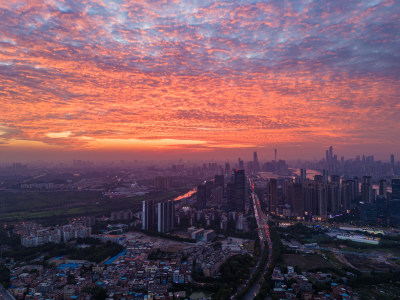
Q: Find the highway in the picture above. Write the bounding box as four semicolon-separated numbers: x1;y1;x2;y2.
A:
0;284;15;300
240;181;272;300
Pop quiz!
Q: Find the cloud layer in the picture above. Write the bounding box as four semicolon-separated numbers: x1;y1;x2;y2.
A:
0;0;399;157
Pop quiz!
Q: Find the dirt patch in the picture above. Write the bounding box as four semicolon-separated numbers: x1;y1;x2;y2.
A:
282;253;334;270
344;255;400;272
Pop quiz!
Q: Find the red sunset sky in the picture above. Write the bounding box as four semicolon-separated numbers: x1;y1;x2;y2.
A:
0;0;399;161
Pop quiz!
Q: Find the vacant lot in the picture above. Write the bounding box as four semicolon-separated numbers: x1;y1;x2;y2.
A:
282;253;334;270
0;190;178;223
355;283;400;300
344;255;400;272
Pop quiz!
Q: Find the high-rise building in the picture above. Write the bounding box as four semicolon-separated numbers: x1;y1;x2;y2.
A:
142;200;156;231
155;176;172;190
274;148;277;162
158;200;174;233
214;175;224;188
316;183;328;217
293;183;304;217
300;169;306;183
225;162;230;175
376;195;388;225
197;184;207;209
389;199;400;226
253;151;260;173
268;178;278;213
353;177;360;200
391;154;395;171
323;170;329;183
238;158;244;170
360;202;377;224
341;182;350;212
392;178;400;200
328;182;341;214
361;176;374;203
379;179;387;198
233;169;246;211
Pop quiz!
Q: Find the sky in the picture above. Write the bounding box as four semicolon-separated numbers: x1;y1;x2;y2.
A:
0;0;399;162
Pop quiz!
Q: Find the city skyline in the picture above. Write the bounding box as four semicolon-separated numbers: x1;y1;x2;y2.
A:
1;0;400;161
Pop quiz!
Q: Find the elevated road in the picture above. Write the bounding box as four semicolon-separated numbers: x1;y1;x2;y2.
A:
241;180;272;300
0;284;15;300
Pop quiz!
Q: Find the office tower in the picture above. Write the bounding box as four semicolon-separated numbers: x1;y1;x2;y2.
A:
361;176;374;203
253;151;260;173
379;179;387;198
392;178;400;199
225;162;230;175
233;170;246;211
142;200;156;231
214;175;224;188
158;200;174;233
274;148;277;162
300;169;306;183
329;146;333;161
197;184;207;209
155;176;172;190
268;178;278;213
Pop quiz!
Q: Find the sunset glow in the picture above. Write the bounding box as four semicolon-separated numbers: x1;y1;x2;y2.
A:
1;0;399;160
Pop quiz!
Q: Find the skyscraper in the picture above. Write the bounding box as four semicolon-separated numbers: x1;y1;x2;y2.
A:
142;199;156;231
323;170;329;183
225;162;230;175
214;175;224;188
379;179;387;198
391;154;395;171
300;169;306;183
238;158;244;170
158;200;174;233
269;178;278;213
197;184;207;209
292;183;304;217
392;178;400;200
253;151;260;173
361;176;374;203
233;169;246;211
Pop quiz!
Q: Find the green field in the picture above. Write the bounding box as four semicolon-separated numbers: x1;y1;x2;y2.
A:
0;190;179;223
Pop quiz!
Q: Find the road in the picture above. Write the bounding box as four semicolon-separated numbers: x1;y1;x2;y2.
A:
240;181;272;300
0;284;15;300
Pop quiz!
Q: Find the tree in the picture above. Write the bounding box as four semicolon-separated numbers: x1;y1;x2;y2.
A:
0;264;11;288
